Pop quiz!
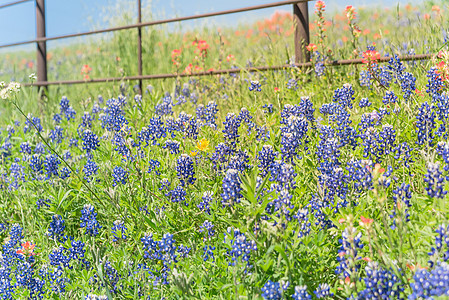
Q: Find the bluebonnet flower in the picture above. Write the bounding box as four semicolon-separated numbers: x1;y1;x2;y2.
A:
269;161;297;191
294;207;311;238
166;185;187;206
112;166;128;186
199;220;215;238
426;67;444;97
314;283;333;299
20;142;32;155
281;116;309;163
141;232;180;285
292;285;312;300
144;116;167;145
378;66;393;88
356;262;404;299
102;99;129;131
336;227;364;279
24;113;43;133
261;280;282;300
388;54;405;76
416;102;436;146
80;111;93;128
34;143;46;154
163;139;181;154
36;198;51;209
390;183;412;229
83;159;99;183
224;227;257;267
148;159;161;175
183;114;199;140
399;71;416;101
359;70;373;88
155;94;173;116
424;162;447;199
256;125;270;141
258;145;277;177
91;103;102;117
82;130;100;153
85;294;108;300
222;113;241;146
382;90;398;105
359;97;371;108
238;107;256;135
47;214;66;242
347;159;373;193
62;150;72;161
312;51;326;77
160;178;171;191
111;132;132;160
49;126;64;144
59;96;76;121
29;154;44;175
428;224;449;265
203;245;215;261
104;260;120;293
176;154;196;186
393;142;414;169
211;142;232;171
69;138;78;148
80;204;101;236
59;167;71;180
222;169;242;206
249;80;261;92
49;246;71;268
111;220;127;242
8;162;25;190
287;78;299;90
177;244;191;259
198;191;213;215
332;83;355;109
227;150;251;173
262;103;274;114
44;154;60;179
195;101;219;128
266;189;295;227
410;262;449;299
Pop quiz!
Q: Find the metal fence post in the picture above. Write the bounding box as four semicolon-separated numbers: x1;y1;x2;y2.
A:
36;0;47;94
294;2;310;63
137;0;143;94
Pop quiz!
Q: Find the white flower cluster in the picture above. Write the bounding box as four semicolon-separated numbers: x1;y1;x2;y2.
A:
0;81;21;100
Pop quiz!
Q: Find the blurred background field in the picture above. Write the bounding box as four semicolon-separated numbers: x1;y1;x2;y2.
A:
0;0;445;122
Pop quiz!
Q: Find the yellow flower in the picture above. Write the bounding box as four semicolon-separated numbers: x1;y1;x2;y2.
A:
190;150;197;157
196;138;210;152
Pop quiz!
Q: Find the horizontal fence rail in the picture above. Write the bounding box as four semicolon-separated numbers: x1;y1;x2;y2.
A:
0;0;309;49
21;54;433;87
0;0;31;10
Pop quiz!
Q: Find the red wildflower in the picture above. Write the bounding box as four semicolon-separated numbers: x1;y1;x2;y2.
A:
345;5;357;22
81;64;92;74
226;54;235;62
362;50;381;65
360;216;374;225
16;241;36;257
315;1;325;10
435;61;449;81
306;43;318;52
171;49;182;66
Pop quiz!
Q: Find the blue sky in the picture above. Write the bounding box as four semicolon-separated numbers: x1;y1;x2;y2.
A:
0;0;423;51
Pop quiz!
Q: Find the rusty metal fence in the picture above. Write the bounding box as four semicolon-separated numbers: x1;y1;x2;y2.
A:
0;0;432;91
